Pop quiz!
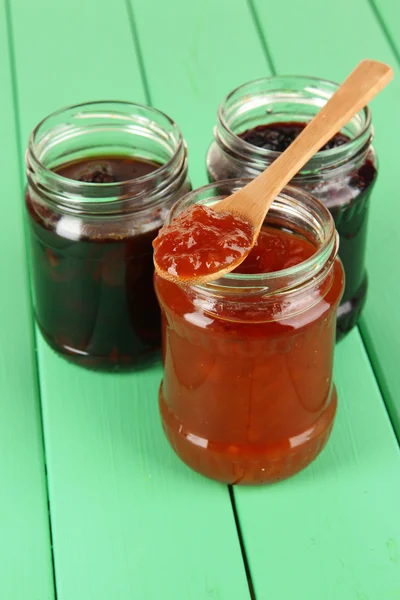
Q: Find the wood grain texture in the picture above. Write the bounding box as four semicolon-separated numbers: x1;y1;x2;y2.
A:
249;0;400;434
0;2;55;597
9;0;251;597
235;330;400;600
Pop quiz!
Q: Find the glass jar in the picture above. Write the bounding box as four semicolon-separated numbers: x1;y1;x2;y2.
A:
155;180;344;485
207;76;377;339
26;101;190;370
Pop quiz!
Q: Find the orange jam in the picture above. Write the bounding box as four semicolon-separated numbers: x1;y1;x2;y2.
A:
155;183;344;485
153;204;254;281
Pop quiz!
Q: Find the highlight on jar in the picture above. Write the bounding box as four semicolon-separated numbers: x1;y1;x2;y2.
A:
154;180;344;484
25;101;190;370
207;76;378;339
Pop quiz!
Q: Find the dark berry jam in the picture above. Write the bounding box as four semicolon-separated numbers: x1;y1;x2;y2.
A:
26;155;163;370
237;122;377;339
58;156;158;183
240;122;349;153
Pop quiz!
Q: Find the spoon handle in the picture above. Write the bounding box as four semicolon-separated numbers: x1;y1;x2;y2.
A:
217;59;393;225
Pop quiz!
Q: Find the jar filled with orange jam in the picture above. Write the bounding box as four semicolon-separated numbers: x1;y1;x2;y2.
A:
155;180;344;484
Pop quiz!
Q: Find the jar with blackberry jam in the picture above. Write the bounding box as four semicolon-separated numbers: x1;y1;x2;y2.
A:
26;101;190;370
207;76;378;338
155;181;344;484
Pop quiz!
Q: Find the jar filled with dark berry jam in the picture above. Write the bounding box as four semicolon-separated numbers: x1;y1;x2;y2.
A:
26;101;190;370
207;77;378;338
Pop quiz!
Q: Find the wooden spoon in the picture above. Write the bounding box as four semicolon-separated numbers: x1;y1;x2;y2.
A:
154;59;393;285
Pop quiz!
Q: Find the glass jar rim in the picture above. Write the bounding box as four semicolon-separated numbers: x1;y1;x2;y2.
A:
167;178;338;294
26;100;186;212
217;75;372;170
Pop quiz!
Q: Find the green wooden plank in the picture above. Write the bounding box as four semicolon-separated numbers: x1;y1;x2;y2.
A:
10;0;251;597
9;0;147;132
130;0;270;187
236;329;400;600
0;2;55;598
249;0;400;435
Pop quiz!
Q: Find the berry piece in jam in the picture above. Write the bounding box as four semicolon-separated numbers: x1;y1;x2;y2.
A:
239;122;349;152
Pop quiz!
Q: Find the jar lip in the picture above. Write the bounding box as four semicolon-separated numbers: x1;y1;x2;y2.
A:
168;178;337;293
217;75;372;167
27;99;185;200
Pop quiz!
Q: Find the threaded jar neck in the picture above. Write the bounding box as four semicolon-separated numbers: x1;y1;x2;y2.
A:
214;75;373;176
26;100;188;216
167;179;339;303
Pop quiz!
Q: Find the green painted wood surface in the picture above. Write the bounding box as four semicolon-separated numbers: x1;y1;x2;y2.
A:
9;0;251;598
236;330;400;600
250;0;400;435
3;0;400;597
131;0;269;187
37;349;250;599
0;2;54;597
369;0;400;62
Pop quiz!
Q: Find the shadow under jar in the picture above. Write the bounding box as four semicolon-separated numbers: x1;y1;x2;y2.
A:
207;76;378;339
155;180;344;485
26;101;190;370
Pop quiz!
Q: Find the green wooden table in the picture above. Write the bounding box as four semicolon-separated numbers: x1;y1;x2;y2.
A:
2;0;400;598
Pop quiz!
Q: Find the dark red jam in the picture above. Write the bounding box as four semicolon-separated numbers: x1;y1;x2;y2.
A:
238;122;377;338
26;155;163;370
58;156;158;183
153;205;254;282
240;122;349;152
